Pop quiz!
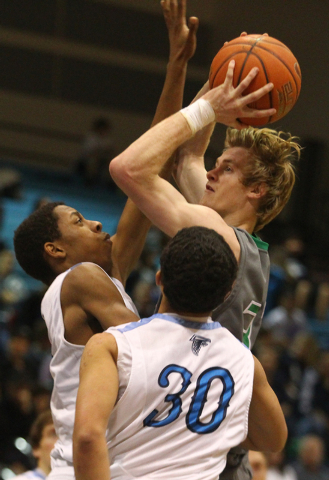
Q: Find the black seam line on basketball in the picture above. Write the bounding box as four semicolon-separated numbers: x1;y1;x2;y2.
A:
224;40;290;51
239;52;273;124
248;45;301;96
212;36;262;86
237;36;264;84
238;48;273;119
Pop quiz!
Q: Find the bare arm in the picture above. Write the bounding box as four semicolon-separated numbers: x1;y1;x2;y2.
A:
61;263;139;345
240;355;288;452
110;0;198;285
110;63;275;254
173;81;214;204
151;0;198;128
73;332;118;480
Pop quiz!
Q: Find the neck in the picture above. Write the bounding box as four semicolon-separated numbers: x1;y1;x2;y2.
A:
221;210;257;234
37;461;50;477
158;299;211;321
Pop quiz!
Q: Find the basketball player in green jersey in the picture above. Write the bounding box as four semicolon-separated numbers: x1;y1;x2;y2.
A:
109;6;300;480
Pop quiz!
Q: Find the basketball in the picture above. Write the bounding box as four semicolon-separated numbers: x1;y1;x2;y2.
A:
209;34;302;126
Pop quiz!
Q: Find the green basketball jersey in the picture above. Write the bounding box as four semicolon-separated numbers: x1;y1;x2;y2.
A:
212;227;270;349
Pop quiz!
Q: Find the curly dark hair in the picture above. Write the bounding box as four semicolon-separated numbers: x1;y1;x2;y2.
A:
14;201;65;285
160;226;238;314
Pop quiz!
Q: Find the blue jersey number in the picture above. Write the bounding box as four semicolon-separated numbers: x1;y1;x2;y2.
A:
143;364;234;434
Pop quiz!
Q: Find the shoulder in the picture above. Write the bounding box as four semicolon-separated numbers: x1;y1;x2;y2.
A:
85;331;118;357
235;228;269;252
61;262;119;304
62;263;111;290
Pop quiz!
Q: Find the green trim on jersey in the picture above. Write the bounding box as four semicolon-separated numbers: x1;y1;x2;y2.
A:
251;234;269;251
243;325;251;348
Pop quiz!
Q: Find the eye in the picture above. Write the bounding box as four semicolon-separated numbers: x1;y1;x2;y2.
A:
76;216;83;224
224;166;232;172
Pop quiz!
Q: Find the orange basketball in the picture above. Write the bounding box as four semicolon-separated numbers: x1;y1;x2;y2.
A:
209;34;302;126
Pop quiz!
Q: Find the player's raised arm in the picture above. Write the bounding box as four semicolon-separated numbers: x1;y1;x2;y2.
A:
110;0;198;285
110;63;275;247
173;81;214;204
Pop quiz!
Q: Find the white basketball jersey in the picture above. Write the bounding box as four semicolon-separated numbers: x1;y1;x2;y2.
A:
41;262;138;470
107;314;254;480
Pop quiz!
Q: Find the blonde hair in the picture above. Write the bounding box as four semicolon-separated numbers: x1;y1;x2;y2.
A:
224;127;301;232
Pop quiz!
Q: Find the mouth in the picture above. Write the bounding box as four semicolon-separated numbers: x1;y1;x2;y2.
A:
206;184;215;192
104;233;111;243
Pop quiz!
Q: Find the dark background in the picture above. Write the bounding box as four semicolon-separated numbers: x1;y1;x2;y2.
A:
0;0;328;268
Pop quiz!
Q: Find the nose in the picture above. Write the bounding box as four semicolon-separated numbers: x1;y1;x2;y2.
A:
90;220;102;232
206;165;219;181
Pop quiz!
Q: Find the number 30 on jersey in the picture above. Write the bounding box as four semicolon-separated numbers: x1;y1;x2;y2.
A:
143;364;235;434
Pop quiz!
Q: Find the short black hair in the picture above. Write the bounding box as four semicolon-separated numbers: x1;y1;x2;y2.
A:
160;226;238;313
14;201;65;284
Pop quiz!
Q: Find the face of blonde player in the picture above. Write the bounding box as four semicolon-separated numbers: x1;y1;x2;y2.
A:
54;205;113;274
33;423;58;473
200;147;254;218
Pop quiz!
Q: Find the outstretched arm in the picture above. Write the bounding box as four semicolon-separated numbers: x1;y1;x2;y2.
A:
73;332;118;480
151;0;198;127
173;32;270;205
240;355;288;452
110;0;198;285
110;62;276;252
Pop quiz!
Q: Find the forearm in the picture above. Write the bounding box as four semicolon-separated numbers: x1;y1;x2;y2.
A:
246;357;288;452
173;107;215;204
174;153;208;203
151;61;188;128
74;435;110;480
110;112;193;190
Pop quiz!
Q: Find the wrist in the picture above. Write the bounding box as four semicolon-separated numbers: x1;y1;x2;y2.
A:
166;59;188;74
180;99;215;135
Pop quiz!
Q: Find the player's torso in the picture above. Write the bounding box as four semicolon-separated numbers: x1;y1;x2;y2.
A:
41;263;138;466
107;314;254;480
212;227;270;349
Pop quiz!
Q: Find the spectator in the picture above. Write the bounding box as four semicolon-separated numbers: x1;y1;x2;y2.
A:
290;434;329;480
266;451;297;480
76;117;115;188
263;288;307;347
11;410;57;480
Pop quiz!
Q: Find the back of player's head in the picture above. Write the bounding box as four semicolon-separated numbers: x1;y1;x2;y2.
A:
29;410;54;449
225;127;301;231
14;201;64;284
160;226;237;313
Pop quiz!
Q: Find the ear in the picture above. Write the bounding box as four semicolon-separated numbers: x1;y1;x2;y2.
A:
44;242;66;260
32;447;41;460
248;183;267;199
155;270;162;287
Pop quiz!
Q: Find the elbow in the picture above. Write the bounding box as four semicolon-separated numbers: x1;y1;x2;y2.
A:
110;154;137;191
272;423;288;452
109;154;124;185
265;422;288;453
73;426;103;455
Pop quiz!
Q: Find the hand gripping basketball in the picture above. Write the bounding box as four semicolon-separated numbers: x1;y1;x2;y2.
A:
209;34;302;126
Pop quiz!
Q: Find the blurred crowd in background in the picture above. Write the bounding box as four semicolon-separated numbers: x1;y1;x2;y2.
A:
0;157;329;480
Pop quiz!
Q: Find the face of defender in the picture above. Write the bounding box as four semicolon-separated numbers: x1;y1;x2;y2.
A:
33;423;58;471
54;205;113;273
200;146;255;217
